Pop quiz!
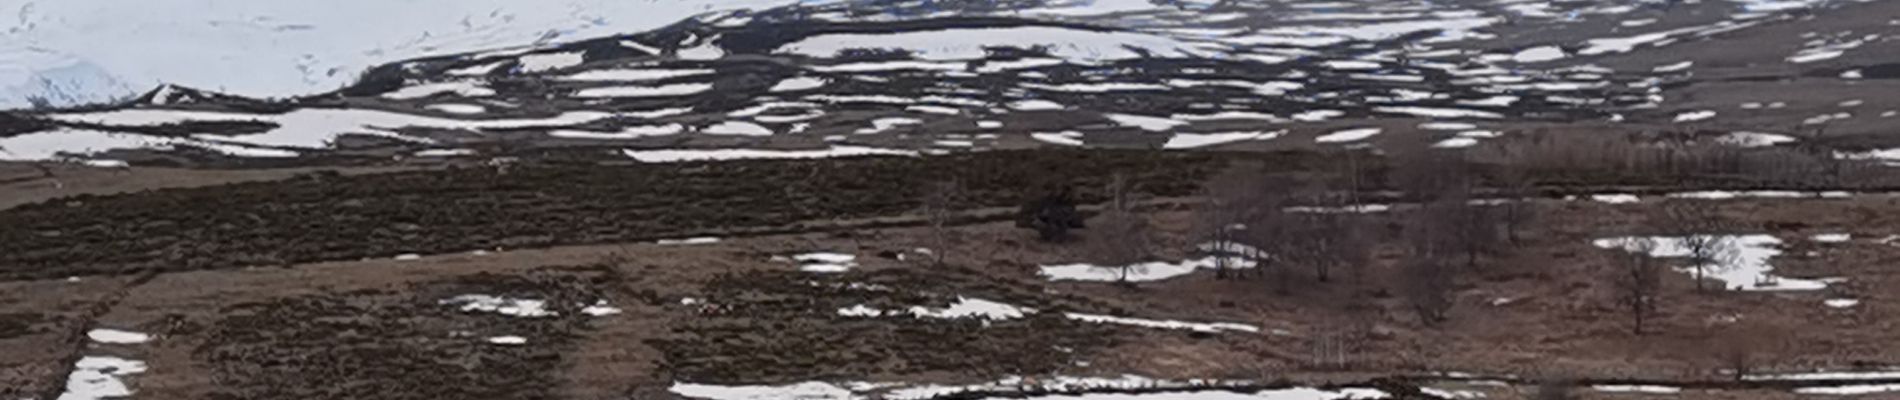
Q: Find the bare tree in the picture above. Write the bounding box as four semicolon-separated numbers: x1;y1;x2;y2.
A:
1193;168;1267;280
1403;202;1460;324
1017;186;1084;242
1706;320;1791;381
1401;257;1455;324
1493;167;1540;244
1611;238;1664;335
1533;379;1576;400
1088;174;1152;284
1651;201;1735;291
921;178;964;267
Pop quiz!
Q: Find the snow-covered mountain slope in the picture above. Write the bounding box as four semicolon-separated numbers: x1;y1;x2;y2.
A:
2;0;1897;166
0;0;822;109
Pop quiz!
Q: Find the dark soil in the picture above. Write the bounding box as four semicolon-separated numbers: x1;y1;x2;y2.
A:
0;150;1219;281
652;267;1123;383
193;267;615;400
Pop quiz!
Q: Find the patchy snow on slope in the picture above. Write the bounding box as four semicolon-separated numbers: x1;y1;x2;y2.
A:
623;146;917;162
770;76;828;92
1593;235;1833;291
575;82;713;98
778;26;1212;62
1105;113;1187;131
561;68;714;81
0;0;814;108
384;81;497;99
549;124;686;139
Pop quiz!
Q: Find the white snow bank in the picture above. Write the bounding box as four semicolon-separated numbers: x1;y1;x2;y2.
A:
1163;131;1284;149
486;335;528;345
1825;299;1860;308
670;381;856;400
1316;128;1382;143
441;294;557;317
1591;194;1641;204
1748;370;1900;381
1592;385;1681;393
86;329;152;344
1811;233;1851;243
57;356;149;400
793;252;858;273
1065;313;1259;334
1796;384;1900;395
1040;256;1256;283
907;297;1037;320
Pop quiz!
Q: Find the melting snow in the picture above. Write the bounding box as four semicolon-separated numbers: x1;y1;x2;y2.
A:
581;300;623;316
1512;46;1566;63
1594;235;1833;291
574;82;713;98
658;237;722;245
1796;384;1900;395
623;146;916;162
1825;299;1860;308
793;252;858;273
425;104;487;114
441;294;557;318
778;27;1210;62
1674;110;1717;123
1592;194;1641;204
384;81;496;99
1719;132;1795;147
1315;128;1383;143
57;356;148;400
1749;370;1900;381
1164;131;1284;149
669;381;855;400
1592;385;1681;394
561;68;714;81
1106;113;1188;131
906;297;1037;320
1812;233;1852;243
486;335;528;345
1065;313;1260;334
770;77;828;92
1032;131;1086;146
517;52;585;73
86;329;151;344
1040;254;1257;283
